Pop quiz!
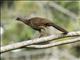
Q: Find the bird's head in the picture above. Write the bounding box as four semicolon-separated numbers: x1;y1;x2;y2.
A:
16;16;27;22
16;17;22;21
16;16;29;25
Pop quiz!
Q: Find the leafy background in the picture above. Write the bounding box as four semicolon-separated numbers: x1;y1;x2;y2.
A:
1;1;80;60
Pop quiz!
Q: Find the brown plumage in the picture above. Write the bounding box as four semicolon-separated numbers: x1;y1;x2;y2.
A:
16;17;68;34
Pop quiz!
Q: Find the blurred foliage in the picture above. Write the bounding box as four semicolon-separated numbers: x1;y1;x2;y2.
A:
1;1;80;44
1;1;80;60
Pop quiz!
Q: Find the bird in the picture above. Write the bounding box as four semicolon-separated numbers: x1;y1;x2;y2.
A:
16;17;68;35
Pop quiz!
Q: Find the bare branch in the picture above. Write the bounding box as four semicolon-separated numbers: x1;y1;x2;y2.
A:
27;37;80;48
1;31;80;53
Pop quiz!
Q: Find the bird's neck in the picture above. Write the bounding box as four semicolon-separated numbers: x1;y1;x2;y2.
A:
22;19;30;25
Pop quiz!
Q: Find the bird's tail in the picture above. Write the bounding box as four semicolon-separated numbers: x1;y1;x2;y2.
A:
47;23;68;34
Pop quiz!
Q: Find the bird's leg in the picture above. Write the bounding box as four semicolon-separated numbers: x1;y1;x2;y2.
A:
38;26;51;45
31;26;48;39
39;26;50;37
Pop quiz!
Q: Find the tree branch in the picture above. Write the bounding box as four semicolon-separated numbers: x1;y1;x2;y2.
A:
27;37;80;48
1;31;80;53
